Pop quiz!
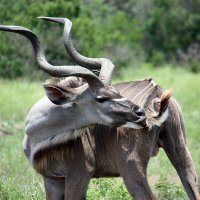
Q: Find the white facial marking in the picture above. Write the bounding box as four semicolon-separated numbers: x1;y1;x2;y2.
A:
121;122;143;129
112;97;127;102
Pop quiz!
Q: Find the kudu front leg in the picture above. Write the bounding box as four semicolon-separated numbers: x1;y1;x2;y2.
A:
64;172;91;200
159;105;200;200
44;177;65;200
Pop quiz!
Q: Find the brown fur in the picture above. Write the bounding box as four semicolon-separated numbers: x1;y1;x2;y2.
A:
34;139;79;174
34;140;76;174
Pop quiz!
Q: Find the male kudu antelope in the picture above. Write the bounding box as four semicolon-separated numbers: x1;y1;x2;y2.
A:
35;17;198;200
0;17;199;200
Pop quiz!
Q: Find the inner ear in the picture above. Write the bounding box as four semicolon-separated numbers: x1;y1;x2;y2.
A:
43;85;69;105
153;98;161;113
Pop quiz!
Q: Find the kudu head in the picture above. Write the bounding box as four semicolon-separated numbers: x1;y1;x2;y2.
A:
0;20;146;128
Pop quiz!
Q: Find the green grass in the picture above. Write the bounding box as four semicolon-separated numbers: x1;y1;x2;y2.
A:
0;65;199;199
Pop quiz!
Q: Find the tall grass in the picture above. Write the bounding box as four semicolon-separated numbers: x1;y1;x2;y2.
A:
0;65;199;199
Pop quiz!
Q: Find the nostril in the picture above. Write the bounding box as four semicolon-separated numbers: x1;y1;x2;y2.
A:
135;108;145;117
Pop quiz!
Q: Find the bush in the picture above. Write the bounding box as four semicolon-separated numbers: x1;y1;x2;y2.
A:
150;50;165;67
154;177;187;200
1;0;200;79
87;178;131;200
178;43;200;73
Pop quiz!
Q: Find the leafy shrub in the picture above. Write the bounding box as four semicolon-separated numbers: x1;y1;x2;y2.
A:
150;50;165;67
87;178;131;200
153;177;187;200
1;0;200;79
144;0;200;62
178;43;200;73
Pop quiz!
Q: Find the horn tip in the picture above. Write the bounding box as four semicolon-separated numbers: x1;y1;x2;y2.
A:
37;16;63;24
37;16;49;20
37;16;72;25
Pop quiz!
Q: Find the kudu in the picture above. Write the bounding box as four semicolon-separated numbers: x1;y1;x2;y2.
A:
34;17;198;200
0;18;199;200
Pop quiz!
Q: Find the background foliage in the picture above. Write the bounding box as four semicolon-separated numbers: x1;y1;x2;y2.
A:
0;0;200;79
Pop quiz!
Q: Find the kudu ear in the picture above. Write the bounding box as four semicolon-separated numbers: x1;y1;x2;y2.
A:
43;84;74;105
153;89;173;116
159;89;173;115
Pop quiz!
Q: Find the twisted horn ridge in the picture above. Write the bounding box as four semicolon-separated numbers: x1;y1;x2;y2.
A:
38;16;114;85
0;25;104;92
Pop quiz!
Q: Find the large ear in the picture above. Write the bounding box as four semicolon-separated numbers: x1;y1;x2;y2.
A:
153;89;173;117
159;89;173;116
43;84;73;105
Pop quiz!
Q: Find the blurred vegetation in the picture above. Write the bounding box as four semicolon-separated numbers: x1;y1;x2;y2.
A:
0;0;200;79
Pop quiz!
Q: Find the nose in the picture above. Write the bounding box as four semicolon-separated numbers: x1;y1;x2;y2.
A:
134;107;145;117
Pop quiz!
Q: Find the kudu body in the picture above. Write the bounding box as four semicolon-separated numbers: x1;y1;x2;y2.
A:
28;78;198;200
0;17;199;200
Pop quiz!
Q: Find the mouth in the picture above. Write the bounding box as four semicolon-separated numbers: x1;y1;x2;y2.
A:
134;115;146;123
133;115;147;128
108;114;147;129
120;116;147;129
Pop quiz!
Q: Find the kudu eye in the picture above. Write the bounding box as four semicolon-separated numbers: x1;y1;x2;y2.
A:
96;96;109;103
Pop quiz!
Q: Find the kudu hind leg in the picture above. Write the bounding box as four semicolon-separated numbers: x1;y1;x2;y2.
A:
159;112;200;200
44;177;65;200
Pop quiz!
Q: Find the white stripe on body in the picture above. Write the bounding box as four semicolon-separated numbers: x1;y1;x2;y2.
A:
138;85;155;106
120;81;136;94
139;80;157;106
131;82;152;103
